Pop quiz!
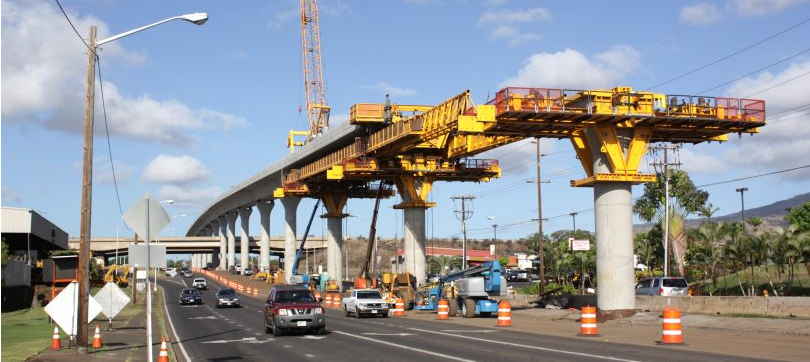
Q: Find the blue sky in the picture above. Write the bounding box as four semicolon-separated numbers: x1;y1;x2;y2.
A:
2;0;809;243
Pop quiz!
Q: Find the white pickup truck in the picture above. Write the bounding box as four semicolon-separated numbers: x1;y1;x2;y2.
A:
341;289;389;318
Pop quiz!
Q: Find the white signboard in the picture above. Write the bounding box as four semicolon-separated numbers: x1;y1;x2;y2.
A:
136;269;148;280
128;245;167;269
571;239;590;251
123;195;171;241
167;269;177;277
44;282;102;336
94;282;131;319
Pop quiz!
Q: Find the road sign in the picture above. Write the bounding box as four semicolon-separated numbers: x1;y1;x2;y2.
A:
95;282;130;319
129;245;168;269
123;195;171;242
44;282;102;336
571;239;590;251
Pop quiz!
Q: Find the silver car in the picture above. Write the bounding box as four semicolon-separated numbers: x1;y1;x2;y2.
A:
635;277;688;296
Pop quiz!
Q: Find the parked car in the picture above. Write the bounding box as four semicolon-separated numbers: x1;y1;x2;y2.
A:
342;288;389;318
179;288;202;305
193;278;207;290
263;285;325;336
215;288;240;308
635;277;689;296
506;269;529;282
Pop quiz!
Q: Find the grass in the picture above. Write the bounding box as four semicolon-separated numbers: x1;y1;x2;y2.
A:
1;308;58;362
695;263;810;296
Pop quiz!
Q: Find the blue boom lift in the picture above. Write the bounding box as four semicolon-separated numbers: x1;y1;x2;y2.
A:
415;260;506;318
289;200;320;285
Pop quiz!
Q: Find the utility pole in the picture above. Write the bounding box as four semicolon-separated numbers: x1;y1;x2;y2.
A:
451;196;475;268
650;144;681;277
570;212;578;237
737;187;749;233
77;26;98;353
526;138;549;294
492;224;498;243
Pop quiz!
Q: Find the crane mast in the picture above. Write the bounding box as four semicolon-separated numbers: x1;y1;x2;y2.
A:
300;0;330;138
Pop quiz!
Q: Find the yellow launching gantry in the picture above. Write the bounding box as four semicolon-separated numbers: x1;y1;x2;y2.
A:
275;86;764;201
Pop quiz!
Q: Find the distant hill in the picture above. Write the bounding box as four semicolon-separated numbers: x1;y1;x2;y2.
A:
634;192;810;232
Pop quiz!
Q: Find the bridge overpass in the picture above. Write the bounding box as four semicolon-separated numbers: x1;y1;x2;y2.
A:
187;86;764;318
69;236;326;270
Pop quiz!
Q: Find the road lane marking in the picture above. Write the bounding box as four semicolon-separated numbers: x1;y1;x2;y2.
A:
160;285;193;362
408;328;645;362
188;316;217;320
440;329;499;333
305;354;316;358
299;335;325;340
332;331;476;362
201;337;273;344
362;333;416;336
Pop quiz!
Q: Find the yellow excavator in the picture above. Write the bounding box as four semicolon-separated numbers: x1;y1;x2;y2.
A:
103;265;129;286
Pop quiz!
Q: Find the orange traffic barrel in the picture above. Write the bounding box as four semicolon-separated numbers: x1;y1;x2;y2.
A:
325;294;333;308
660;306;685;345
333;294;342;308
437;299;449;320
578;305;600;337
497;300;512;327
394;298;406;316
253;288;259;296
50;327;61;350
315;292;322;302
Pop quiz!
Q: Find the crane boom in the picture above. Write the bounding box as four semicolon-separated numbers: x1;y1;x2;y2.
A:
300;0;330;138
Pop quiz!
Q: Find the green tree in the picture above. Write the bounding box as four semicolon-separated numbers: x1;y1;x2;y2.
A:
1;239;9;268
786;201;810;233
427;255;461;275
698;202;720;223
634;169;708;276
747;217;764;233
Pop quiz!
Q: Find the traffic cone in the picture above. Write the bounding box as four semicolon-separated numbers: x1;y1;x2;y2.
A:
497;300;512;327
660;306;685;345
157;337;170;362
577;305;600;337
92;323;103;348
50;327;61;350
437;299;449;320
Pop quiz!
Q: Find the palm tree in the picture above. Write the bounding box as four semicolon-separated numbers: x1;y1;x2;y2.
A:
699;203;720;224
747;217;764;233
427;256;461;276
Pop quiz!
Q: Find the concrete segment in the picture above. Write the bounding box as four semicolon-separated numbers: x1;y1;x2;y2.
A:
403;207;427;286
256;201;274;272
225;212;237;271
326;217;343;290
238;207;253;275
281;197;301;282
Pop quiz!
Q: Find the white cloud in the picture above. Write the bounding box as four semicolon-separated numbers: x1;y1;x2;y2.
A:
478;7;550;46
490;25;541;46
0;0;245;146
330;113;349;126
142;155;210;184
2;187;23;204
731;0;809;16
499;45;641;89
96;158;135;184
679;3;723;25
157;185;222;207
360;82;417;97
678;148;728;174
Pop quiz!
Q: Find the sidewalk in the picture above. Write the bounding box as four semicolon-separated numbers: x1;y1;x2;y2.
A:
26;288;173;362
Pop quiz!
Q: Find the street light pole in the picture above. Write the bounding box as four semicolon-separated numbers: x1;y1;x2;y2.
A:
736;187;749;233
75;13;207;354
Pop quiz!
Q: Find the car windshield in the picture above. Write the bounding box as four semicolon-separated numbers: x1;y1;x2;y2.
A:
663;278;688;288
182;289;198;295
194;279;205;283
274;290;315;303
218;289;236;296
357;291;382;299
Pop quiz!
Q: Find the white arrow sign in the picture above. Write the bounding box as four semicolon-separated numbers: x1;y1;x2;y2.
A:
44;282;102;336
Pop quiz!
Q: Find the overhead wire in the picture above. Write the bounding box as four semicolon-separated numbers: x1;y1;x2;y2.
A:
743;69;810;98
694;47;810;95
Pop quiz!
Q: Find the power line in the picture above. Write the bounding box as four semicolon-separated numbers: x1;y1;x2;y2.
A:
697;164;810;188
643;16;810;91
695;46;810;95
54;0;96;56
744;69;810;98
96;60;126;220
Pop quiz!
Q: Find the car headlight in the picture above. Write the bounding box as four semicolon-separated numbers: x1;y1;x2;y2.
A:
314;307;323;315
278;309;289;316
233;297;239;301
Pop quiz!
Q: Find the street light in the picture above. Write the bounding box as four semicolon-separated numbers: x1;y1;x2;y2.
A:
76;12;207;355
736;187;749;233
487;216;497;243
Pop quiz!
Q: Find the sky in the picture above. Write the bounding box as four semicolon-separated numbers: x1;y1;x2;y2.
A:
2;0;810;244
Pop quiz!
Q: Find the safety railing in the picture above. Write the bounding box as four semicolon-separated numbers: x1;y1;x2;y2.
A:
460;158;499;170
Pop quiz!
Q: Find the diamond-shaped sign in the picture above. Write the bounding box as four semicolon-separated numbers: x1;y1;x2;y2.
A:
94;282;131;319
123;195;171;241
44;282;102;336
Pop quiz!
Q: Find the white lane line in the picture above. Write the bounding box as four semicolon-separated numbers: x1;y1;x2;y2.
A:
408;328;644;362
332;331;476;362
161;286;193;362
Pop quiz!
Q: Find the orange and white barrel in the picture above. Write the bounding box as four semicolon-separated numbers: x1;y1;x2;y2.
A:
661;306;685;344
325;294;333;308
497;300;512;327
333;294;342;308
578;305;599;337
394;298;406;316
437;299;449;320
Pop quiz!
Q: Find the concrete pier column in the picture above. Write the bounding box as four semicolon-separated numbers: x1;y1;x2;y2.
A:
586;128;636;316
210;248;220;268
403;207;427;286
257;201;275;272
225;211;237;271
218;217;227;270
326;217;343;289
280;198;301;282
238;207;253;275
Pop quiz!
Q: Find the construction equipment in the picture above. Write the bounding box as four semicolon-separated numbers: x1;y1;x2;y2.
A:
354;180;385;289
289;200;321;284
381;272;417;310
415;260;506;318
103;265;129;286
288;0;330;150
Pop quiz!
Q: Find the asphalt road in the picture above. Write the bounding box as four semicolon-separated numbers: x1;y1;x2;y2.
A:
160;276;783;362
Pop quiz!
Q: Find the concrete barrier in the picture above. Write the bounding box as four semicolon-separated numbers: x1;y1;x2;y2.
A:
636;296;810;318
